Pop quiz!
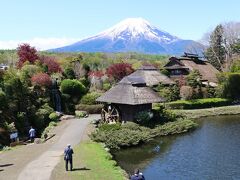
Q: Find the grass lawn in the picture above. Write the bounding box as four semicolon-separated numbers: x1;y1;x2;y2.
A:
51;141;127;180
173;105;240;119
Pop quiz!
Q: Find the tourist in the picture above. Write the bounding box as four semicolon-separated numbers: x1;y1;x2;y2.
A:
130;169;145;180
29;126;36;143
64;144;74;171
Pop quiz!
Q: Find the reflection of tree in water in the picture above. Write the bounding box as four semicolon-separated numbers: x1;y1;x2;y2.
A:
113;135;177;174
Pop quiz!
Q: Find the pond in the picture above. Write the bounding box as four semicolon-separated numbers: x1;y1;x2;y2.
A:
113;115;240;179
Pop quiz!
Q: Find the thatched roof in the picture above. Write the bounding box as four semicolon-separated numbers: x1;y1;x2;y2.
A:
128;65;175;86
165;57;219;83
97;76;165;105
181;59;219;82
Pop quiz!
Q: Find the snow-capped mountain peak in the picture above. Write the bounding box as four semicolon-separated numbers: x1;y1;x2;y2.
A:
97;17;179;43
50;17;204;55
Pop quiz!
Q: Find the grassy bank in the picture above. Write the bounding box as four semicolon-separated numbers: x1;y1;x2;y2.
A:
173;105;240;119
51;141;127;180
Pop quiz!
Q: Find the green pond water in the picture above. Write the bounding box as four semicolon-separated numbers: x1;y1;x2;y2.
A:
113;115;240;179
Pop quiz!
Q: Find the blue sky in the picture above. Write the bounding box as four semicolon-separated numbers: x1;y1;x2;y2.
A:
0;0;239;49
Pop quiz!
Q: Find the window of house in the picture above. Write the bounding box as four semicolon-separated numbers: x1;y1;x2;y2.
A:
172;69;182;75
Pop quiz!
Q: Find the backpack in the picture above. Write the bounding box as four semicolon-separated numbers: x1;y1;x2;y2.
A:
64;148;70;160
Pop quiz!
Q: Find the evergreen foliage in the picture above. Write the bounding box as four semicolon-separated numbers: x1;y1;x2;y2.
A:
60;79;86;102
205;24;226;71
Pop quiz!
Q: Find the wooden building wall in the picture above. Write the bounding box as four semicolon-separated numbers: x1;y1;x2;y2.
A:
116;103;152;122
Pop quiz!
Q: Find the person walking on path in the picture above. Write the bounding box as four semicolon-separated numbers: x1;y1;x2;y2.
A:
29;126;36;143
130;169;145;180
64;144;74;171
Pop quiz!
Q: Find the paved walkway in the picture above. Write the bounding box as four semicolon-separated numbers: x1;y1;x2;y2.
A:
0;114;100;180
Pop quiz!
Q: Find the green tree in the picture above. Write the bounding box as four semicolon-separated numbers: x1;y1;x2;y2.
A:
186;70;202;88
186;70;203;99
231;39;240;54
222;73;240;100
63;66;75;79
205;24;226;71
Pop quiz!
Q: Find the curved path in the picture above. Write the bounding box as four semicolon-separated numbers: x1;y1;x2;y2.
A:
0;115;99;180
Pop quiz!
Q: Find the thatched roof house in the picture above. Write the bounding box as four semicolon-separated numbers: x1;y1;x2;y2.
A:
97;76;164;122
128;65;175;86
97;76;164;105
164;53;219;85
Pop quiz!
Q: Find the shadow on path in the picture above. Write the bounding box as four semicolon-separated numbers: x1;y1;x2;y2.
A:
72;167;91;171
0;163;14;168
0;169;4;171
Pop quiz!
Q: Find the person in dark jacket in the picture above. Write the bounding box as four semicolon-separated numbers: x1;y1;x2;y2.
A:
130;169;145;180
64;144;74;171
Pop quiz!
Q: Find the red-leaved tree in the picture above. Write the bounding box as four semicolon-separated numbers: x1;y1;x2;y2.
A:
88;70;104;78
31;73;52;87
17;44;39;68
106;63;134;81
39;55;62;74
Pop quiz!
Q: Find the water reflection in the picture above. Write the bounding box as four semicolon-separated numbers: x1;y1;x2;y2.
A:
113;115;240;179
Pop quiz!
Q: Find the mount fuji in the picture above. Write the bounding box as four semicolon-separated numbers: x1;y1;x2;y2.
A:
51;18;204;55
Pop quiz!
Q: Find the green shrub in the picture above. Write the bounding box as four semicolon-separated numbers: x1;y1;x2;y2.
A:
60;79;86;101
156;84;180;102
121;122;143;131
61;93;75;114
165;98;231;109
80;92;102;105
152;104;183;125
79;77;90;88
63;66;75;79
3;122;16;132
75;104;103;114
49;112;59;122
0;89;7;110
35;103;54;130
41;121;57;139
90;120;197;149
90;123;153;149
20;64;42;84
75;110;87;118
103;82;111;91
98;123;121;131
222;73;240;100
134;111;153;125
151;119;198;136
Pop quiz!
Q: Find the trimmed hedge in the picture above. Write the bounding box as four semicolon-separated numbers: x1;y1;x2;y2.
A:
60;79;86;98
164;98;232;109
90;120;197;149
75;104;103;114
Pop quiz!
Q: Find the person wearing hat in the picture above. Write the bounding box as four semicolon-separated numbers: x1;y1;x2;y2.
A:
64;144;74;171
130;169;145;180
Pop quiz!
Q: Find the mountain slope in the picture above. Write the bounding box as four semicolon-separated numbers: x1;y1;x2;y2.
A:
51;18;204;55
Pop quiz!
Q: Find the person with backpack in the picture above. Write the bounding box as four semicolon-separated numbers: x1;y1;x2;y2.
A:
130;169;145;180
64;144;74;171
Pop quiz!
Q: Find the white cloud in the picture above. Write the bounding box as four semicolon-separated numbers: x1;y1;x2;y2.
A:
0;37;79;50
